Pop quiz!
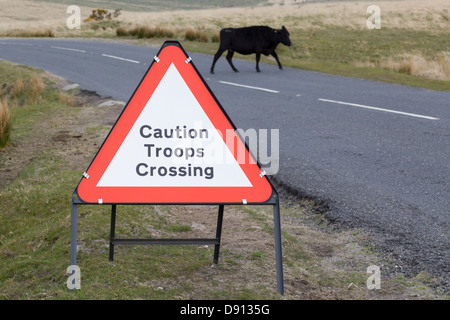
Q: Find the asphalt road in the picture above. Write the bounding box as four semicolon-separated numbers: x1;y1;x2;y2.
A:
1;38;449;290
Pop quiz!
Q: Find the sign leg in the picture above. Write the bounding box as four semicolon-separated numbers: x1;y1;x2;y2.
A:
273;198;284;295
109;205;117;261
213;205;224;264
70;202;78;266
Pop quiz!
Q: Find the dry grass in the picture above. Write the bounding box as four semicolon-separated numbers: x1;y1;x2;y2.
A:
185;28;208;42
3;0;447;35
354;52;450;81
0;98;10;149
121;25;176;39
58;91;77;107
115;26;129;36
27;74;45;103
6;28;55;38
11;78;25;99
0;0;67;34
0;71;45;149
117;24;214;42
378;53;450;81
211;31;220;43
5;74;45;105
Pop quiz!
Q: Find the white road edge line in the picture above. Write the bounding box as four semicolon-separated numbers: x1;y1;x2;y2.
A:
219;81;279;93
51;46;86;53
318;98;439;121
101;53;140;64
0;42;32;46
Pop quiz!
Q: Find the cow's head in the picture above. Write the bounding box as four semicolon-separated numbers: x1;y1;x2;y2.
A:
277;26;291;47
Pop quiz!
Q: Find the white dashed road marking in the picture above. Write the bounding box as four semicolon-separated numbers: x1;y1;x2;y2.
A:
51;46;86;53
219;81;279;93
101;53;140;64
318;98;439;120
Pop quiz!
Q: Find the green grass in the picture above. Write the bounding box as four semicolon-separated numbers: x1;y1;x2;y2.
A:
0;63;44;89
0;153;79;299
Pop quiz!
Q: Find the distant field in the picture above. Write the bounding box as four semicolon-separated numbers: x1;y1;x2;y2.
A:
23;0;270;11
1;0;449;90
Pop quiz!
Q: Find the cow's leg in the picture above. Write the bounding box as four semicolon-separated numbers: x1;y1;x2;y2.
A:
255;52;261;72
210;48;226;74
226;50;238;72
271;51;283;70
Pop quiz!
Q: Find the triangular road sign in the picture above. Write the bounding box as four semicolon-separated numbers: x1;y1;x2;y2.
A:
74;41;274;204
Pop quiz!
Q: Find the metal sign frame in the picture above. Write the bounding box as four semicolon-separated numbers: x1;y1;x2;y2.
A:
68;41;284;295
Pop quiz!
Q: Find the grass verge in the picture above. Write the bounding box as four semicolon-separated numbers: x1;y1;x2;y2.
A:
0;99;10;149
175;25;450;91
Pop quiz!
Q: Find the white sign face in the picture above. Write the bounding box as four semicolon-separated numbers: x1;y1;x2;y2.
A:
97;63;252;187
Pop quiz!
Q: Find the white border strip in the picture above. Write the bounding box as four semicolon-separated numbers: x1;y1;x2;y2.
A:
0;42;32;46
102;53;139;64
318;98;439;120
51;46;86;53
219;81;279;93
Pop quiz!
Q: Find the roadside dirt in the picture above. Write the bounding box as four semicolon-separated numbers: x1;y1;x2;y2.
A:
0;72;121;189
1;71;443;299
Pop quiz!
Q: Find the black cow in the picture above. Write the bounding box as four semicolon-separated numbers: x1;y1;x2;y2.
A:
210;25;291;74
